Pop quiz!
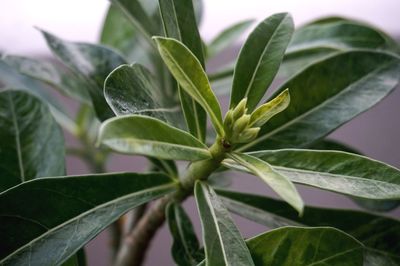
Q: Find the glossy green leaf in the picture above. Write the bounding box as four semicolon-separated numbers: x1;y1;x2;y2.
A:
230;13;294;111
247;226;363;266
194;181;254;266
2;55;90;104
98;115;211;161
40;30;126;121
308;139;360;154
0;60;77;134
159;0;207;141
249;149;400;201
110;0;158;45
280;18;400;77
154;37;224;136
249;89;290;127
0;172;175;264
217;189;400;264
241;51;400;151
207;20;254;58
0;90;65;192
166;203;204;266
225;153;304;215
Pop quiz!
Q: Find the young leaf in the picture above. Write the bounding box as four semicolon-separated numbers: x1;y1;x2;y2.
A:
2;55;90;104
216;189;400;263
247;149;400;201
194;181;254;266
226;153;304;215
40;30;127;121
0;90;65;192
166;203;204;266
241;51;400;151
249;89;290;127
207;20;254;58
247;227;363;266
0;172;175;265
230;13;294;111
98;115;211;161
154;37;224;136
159;0;207;141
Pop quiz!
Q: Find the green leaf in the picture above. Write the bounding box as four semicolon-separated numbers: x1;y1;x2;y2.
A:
40;30;126;121
158;0;207;141
62;249;86;266
0;60;77;134
308;139;360;154
148;157;178;178
217;189;400;264
225;153;304;215
0;172;175;264
207;20;254;58
241;51;400;151
249;88;290;127
0;90;65;192
247;226;363;266
98;115;211;161
166;203;204;266
249;149;400;201
110;0;158;45
194;181;254;266
154;37;224;136
2;55;90;104
230;13;294;111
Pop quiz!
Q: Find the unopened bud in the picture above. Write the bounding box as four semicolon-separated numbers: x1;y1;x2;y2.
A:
237;127;260;143
233;114;250;134
232;98;247;120
224;109;234;135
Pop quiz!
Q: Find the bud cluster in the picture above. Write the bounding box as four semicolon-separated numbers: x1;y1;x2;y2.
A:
223;98;260;144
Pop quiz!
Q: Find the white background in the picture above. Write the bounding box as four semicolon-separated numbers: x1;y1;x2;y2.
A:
1;0;399;55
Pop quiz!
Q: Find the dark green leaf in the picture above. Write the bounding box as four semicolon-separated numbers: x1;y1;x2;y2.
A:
159;0;207;141
154;37;224;136
40;30;126;121
0;90;65;192
308;139;360;154
249;149;400;201
0;60;77;134
98;115;211;161
62;249;86;266
166;203;204;266
230;13;294;111
247;226;363;266
0;172;175;264
241;51;400;151
148;157;178;178
208;20;254;58
217;189;400;264
2;55;90;104
194;181;254;266
225;153;303;214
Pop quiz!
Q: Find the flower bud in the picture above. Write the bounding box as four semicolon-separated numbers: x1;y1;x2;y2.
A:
233;114;250;134
223;109;234;135
232;98;247;120
237;127;260;143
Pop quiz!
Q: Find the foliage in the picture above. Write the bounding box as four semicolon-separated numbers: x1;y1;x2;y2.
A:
1;0;400;265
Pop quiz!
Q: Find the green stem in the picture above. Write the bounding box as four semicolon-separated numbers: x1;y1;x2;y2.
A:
115;137;230;266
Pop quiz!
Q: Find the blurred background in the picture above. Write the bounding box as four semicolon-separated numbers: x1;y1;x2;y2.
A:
1;0;400;265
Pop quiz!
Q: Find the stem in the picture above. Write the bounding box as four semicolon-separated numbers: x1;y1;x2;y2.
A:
115;138;229;266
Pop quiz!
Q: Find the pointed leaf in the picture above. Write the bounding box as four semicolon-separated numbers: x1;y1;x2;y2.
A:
159;0;207;141
194;181;254;266
230;13;294;111
208;20;254;58
249;89;290;127
249;149;400;201
0;90;65;192
242;51;400;151
154;37;224;136
166;203;204;266
247;227;363;266
98;115;211;161
2;55;90;104
226;153;304;214
216;189;400;263
0;172;175;264
40;30;126;121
